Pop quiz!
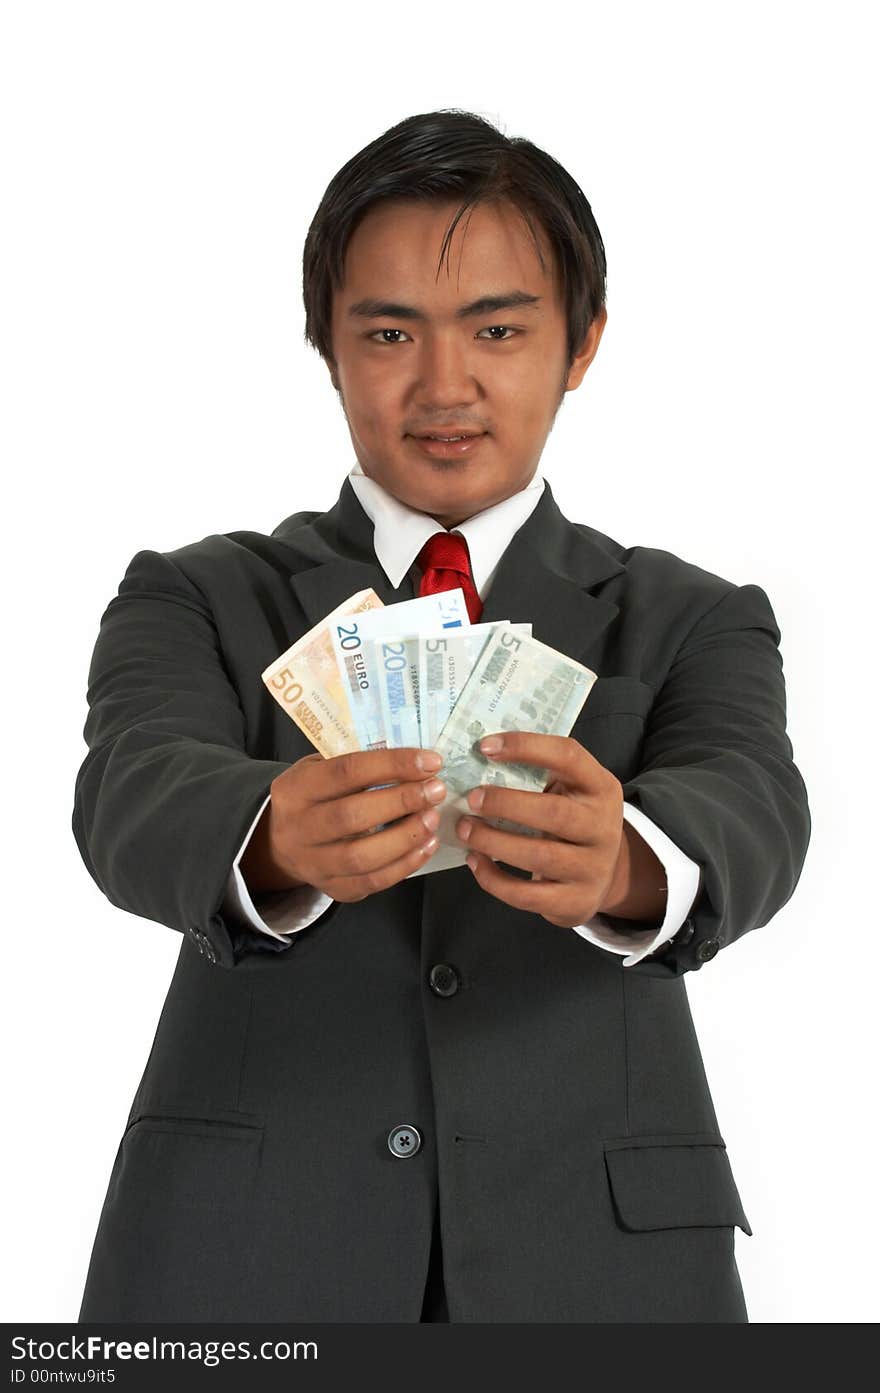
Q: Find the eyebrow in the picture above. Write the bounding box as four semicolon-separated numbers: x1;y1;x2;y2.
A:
347;291;543;321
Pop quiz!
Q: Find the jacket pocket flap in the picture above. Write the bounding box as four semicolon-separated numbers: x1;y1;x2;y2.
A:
125;1101;265;1138
603;1134;752;1235
577;675;655;721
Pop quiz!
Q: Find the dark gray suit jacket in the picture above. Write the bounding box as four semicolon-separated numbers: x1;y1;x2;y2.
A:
73;477;811;1322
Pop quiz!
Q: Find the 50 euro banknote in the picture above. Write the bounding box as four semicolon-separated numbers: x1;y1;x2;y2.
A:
260;588;384;757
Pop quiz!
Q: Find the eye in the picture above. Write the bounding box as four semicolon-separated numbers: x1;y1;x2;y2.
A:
368;328;412;344
477;326;518;340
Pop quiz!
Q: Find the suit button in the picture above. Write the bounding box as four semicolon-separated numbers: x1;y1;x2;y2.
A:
678;918;696;945
388;1124;422;1158
203;941;217;963
696;938;720;962
429;962;460;997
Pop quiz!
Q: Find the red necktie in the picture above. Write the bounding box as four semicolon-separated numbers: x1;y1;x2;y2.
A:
416;531;483;624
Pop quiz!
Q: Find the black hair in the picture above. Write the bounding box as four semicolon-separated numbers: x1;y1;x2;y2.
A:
302;109;607;371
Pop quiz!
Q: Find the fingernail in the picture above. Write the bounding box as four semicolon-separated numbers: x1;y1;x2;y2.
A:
421;836;439;856
468;786;485;811
479;735;503;754
421;808;440;832
417;750;443;771
457;817;472;842
424;778;447;804
466;853;479;871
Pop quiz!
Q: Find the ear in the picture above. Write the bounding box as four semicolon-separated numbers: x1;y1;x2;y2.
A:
564;306;608;392
324;356;341;392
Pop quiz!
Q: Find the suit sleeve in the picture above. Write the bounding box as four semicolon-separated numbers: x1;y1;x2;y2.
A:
71;547;308;968
618;581;811;977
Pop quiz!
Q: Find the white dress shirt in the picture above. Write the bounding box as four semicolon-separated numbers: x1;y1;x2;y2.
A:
222;463;702;967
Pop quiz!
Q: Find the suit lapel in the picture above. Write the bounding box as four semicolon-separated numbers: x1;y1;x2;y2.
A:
479;481;625;669
276;478;417;631
274;475;625;667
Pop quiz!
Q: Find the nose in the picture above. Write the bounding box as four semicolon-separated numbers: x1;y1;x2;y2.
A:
411;332;480;410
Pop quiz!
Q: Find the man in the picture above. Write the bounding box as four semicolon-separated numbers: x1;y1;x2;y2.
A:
73;110;811;1323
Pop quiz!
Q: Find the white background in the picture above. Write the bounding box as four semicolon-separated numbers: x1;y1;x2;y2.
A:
2;0;876;1324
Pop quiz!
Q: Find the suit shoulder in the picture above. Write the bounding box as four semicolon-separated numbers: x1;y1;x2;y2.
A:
621;541;737;604
270;507;323;540
568;522;782;666
565;519;753;646
612;536;784;647
570;518;736;603
135;499;323;571
117;517;316;610
160;526;288;572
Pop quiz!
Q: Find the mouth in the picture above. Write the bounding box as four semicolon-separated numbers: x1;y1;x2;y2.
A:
407;431;489;459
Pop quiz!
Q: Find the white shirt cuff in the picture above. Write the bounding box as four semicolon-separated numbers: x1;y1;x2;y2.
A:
221;793;335;943
571;803;702;967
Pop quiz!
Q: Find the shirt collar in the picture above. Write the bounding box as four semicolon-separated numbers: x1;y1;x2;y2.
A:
347;460;545;598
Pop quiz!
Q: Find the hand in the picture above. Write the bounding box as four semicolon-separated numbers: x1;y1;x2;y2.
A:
455;731;627;928
240;747;447;903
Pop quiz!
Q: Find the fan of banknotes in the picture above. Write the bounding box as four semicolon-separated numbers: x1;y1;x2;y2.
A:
262;588;598;876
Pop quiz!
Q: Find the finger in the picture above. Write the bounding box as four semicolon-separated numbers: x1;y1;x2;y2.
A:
464;785;593;842
465;850;575;916
304;746;444;801
308;775;448;845
322;828;441;902
477;732;603;787
457;816;586;880
312;807;440;883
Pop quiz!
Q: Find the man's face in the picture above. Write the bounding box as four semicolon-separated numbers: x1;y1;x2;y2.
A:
327;197;606;528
